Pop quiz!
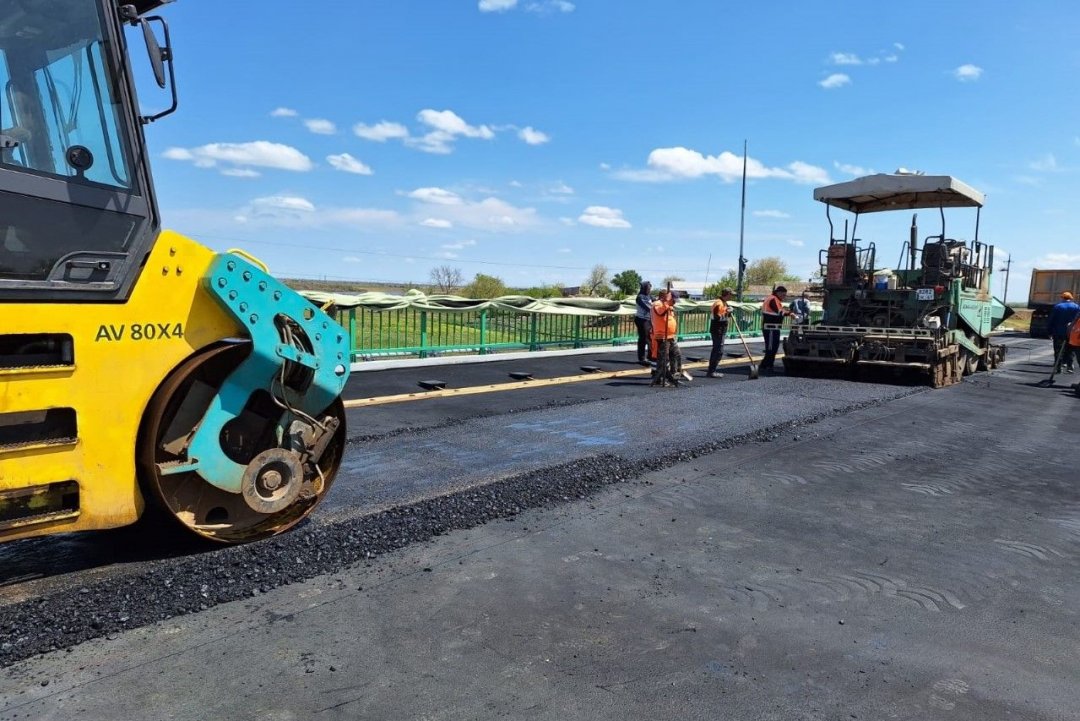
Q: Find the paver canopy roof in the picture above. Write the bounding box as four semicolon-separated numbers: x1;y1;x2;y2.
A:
813;173;984;213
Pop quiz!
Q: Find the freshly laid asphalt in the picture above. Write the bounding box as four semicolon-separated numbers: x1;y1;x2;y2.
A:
2;334;1078;720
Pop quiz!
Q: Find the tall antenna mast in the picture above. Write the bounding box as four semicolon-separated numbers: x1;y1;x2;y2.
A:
736;139;748;301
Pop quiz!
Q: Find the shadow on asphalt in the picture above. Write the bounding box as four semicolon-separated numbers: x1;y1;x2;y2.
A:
0;516;227;591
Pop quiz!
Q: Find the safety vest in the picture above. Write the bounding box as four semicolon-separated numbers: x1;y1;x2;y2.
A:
762;294;784;317
1070;317;1080;347
711;299;729;319
651;299;677;339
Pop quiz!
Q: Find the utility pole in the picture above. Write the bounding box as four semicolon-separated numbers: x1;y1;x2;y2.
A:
736;139;748;301
999;254;1012;302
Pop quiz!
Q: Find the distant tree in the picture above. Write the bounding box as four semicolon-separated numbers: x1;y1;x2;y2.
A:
582;264;611;297
462;273;507;299
519;284;563;299
661;274;685;289
611;269;643;296
429;265;464;294
745;257;801;286
703;281;736;299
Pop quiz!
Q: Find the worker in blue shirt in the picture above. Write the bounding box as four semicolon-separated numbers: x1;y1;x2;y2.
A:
1048;291;1080;373
634;281;653;366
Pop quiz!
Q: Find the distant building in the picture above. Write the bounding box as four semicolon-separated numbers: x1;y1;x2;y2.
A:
669;283;706;300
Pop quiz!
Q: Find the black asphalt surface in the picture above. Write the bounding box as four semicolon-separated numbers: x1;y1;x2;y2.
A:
1;333;1078;720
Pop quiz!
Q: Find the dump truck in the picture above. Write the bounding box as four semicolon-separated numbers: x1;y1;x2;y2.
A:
784;172;1012;387
0;1;350;544
1028;269;1080;338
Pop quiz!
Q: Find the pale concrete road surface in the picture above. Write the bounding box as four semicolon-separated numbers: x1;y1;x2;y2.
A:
2;338;1078;720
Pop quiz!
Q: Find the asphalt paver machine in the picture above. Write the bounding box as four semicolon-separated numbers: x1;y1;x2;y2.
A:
0;0;350;543
784;172;1012;387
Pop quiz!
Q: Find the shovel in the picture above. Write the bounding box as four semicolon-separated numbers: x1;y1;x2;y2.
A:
1038;336;1071;388
730;314;759;380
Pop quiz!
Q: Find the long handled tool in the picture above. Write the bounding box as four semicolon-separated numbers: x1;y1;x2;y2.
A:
1038;321;1076;387
729;313;759;380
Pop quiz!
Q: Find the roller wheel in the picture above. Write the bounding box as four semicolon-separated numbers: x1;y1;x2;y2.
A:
136;343;347;544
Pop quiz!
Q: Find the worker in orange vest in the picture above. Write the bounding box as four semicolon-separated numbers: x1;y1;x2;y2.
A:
706;288;733;377
650;289;690;386
761;285;794;372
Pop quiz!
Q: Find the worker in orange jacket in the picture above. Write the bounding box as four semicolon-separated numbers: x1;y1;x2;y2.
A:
761;285;794;372
650;289;690;386
706;288;733;377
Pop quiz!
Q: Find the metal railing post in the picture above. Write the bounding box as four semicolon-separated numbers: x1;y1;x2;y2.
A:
419;310;428;359
348;308;357;361
529;313;538;351
479;310;488;355
573;316;582;348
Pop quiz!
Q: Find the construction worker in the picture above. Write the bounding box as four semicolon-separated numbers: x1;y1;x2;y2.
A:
789;291;812;326
634;280;653;366
650;289;690;386
706;288;733;377
761;285;794;372
1049;291;1080;373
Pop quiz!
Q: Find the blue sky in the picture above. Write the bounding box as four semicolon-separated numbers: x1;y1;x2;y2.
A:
139;0;1080;300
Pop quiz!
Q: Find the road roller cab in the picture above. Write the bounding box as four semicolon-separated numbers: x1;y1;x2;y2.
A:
0;0;350;544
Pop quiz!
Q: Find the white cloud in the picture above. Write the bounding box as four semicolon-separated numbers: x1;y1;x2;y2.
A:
438;251;459;259
830;52;862;65
559;217;575;226
421;218;454;229
787;161;831;185
403;109;495;154
303;118;337;135
509;180;524;188
270;107;298;118
883;54;898;63
754;209;790;218
326;153;373;175
578;206;631;229
1033;252;1080;267
406;188;539;231
834;161;874;177
819;73;851;89
557;247;572;253
786;239;805;247
1029;153;1058;172
221;168;261;178
343;256;363;263
442;240;477;250
621;146;831;186
550;181;574;195
525;0;575;13
954;64;983;82
353;121;410;142
252;195;316;213
479;0;517;11
162;141;313;172
408;187;464;205
418;109;493;139
894;42;905;50
519;126;551;145
599;162;611;171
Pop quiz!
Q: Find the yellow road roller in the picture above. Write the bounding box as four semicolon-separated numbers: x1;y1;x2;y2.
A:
0;0;350;543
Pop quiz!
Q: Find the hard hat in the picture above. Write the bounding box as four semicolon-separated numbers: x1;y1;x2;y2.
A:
1064;291;1075;300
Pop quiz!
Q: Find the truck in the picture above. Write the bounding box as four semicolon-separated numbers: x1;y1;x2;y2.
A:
0;1;350;544
1028;269;1080;338
784;172;1012;387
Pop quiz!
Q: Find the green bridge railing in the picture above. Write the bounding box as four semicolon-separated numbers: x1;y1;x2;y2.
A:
333;306;823;361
